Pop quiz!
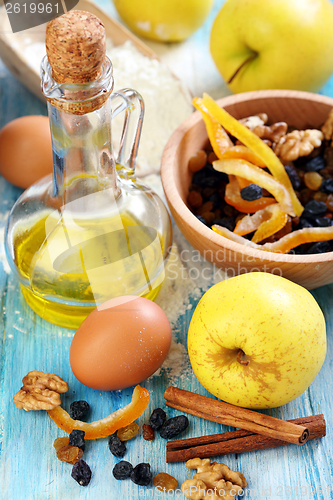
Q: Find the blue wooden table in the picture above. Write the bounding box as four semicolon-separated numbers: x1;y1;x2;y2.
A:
1;1;333;499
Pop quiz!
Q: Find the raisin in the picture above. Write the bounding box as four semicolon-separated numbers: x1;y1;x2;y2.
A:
112;461;133;480
188;150;207;173
326;194;333;212
209;191;222;209
149;408;166;431
305;156;325;172
53;436;69;452
57;445;83;465
159;415;189;439
320;179;333;194
313;191;328;203
307;241;332;254
108;434;126;458
284;164;301;190
142;424;155;441
211;217;235;231
130;463;152;486
117;422;139;441
71;459;92;487
313;217;331;228
195;215;208;225
207;151;218;164
196;201;213;215
302;200;328;219
304;172;323;191
187;190;203;208
69;429;85;451
69;401;90;420
153;472;178;491
240;184;263;201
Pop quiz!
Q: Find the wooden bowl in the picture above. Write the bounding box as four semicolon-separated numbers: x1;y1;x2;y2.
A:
161;89;333;290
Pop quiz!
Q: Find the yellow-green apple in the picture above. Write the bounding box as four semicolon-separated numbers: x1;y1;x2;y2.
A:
188;272;326;409
210;0;333;93
112;0;214;42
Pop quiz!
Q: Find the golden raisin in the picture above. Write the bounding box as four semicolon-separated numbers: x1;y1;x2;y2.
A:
117;422;139;441
326;194;333;212
53;436;69;452
196;201;213;216
201;212;215;224
304;172;323;191
313;191;328;203
187;190;203;208
153;472;178;492
188;150;207;173
56;445;83;465
142;424;155;441
208;151;218;163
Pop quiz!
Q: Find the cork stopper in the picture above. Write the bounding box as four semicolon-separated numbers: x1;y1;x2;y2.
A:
46;10;106;84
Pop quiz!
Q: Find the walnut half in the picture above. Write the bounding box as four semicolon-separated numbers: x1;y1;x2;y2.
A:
13;371;68;411
274;129;324;162
181;458;247;500
322;109;333;144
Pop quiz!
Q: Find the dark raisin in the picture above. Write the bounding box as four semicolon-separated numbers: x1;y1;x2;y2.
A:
149;408;166;431
130;463;152;486
284;164;301;190
240;184;263;201
302;200;328;219
71;459;92;487
159;415;189;439
320;179;333;194
305;156;325;172
69;430;85;451
108;434;126;458
211;218;235;231
69;401;90;420
297;217;314;229
195;215;208;225
307;241;332;254
209;191;222;209
314;217;331;227
112;461;133;480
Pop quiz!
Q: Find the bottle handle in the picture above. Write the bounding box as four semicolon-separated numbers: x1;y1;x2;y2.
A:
110;88;144;172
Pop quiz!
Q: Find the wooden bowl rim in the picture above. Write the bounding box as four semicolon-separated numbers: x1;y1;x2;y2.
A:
161;89;333;264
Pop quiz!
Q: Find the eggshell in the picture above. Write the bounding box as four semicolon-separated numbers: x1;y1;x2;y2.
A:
69;296;172;391
0;115;53;188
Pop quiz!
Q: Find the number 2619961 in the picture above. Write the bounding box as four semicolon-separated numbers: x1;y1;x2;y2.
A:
5;3;59;14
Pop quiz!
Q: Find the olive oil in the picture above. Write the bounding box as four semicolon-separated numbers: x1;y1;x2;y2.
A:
13;211;164;329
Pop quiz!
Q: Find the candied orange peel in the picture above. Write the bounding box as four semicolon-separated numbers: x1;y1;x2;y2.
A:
198;93;303;217
193;97;233;158
214;158;295;216
213;225;333;254
234;204;289;243
47;385;149;440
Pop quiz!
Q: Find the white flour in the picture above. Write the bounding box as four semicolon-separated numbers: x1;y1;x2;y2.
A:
106;40;193;176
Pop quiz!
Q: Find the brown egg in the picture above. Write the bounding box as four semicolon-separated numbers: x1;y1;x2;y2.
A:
0;115;53;188
69;296;172;391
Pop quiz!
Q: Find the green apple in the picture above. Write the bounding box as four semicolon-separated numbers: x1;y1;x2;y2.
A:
210;0;333;93
113;0;214;42
188;273;326;409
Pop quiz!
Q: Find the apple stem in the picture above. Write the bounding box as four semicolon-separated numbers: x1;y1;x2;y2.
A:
237;349;250;366
227;53;258;85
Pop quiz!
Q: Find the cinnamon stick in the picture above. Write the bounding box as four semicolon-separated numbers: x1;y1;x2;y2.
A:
166;414;326;463
164;387;309;445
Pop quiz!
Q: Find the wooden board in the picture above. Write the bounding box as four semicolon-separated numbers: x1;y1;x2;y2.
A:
0;0;157;101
